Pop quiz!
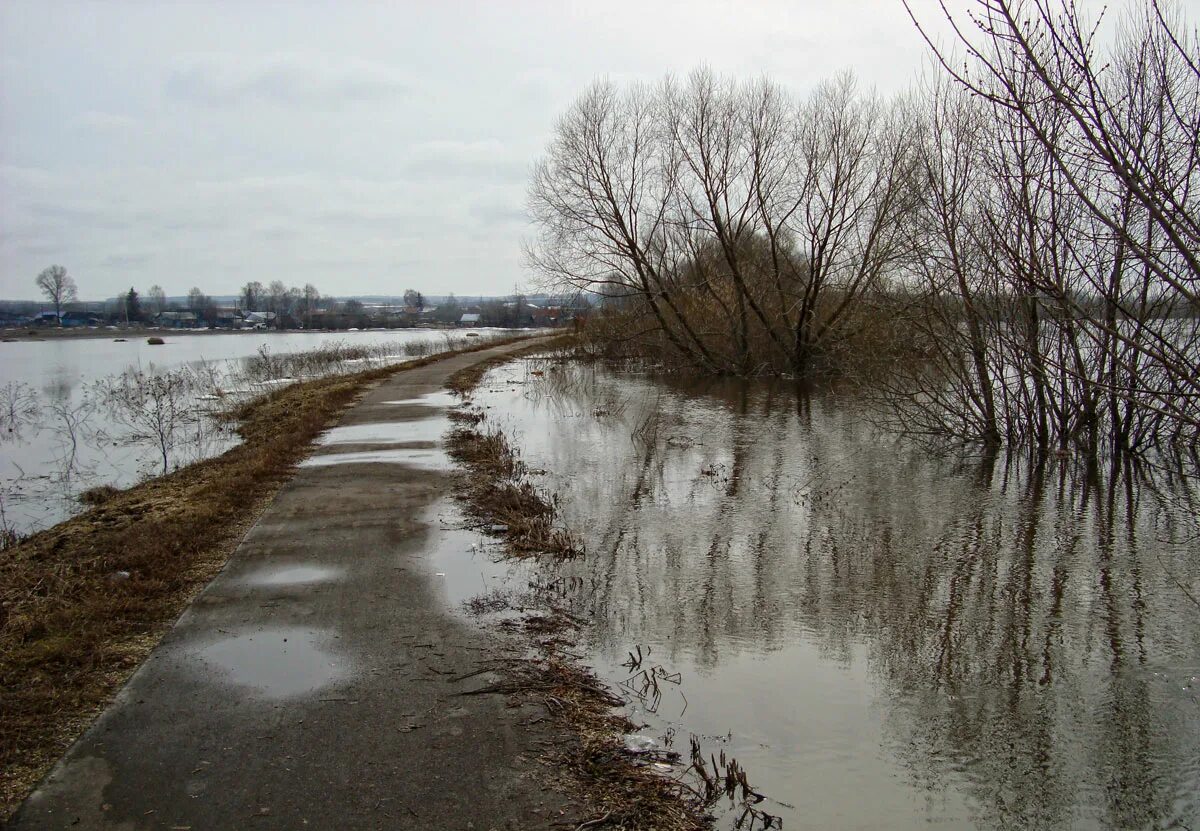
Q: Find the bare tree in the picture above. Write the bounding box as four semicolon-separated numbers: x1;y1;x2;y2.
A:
97;368;197;475
403;288;425;311
266;280;293;329
48;397;94;486
35;265;77;323
528;72;920;376
187;287;213;326
0;382;41;437
527;80;719;370
905;0;1200;442
529;9;1198;454
241;281;264;312
871;77;1006;444
146;284;167;317
301;283;320;328
783;74;920;374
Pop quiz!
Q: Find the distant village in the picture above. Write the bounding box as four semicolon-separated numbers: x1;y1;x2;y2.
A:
0;290;590;332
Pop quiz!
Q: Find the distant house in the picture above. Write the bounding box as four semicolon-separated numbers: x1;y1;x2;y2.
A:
244;311;276;328
61;311;102;327
458;313;481;327
530;306;568;327
213;308;245;329
0;312;31;327
156;311;199;328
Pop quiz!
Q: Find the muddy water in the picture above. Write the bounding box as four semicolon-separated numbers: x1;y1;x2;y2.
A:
470;360;1200;830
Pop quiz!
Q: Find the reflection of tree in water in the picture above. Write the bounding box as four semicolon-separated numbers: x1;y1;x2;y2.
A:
0;382;41;440
516;362;1200;829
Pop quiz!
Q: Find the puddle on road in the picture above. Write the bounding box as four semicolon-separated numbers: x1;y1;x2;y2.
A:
419;499;538;616
305;403;456;470
299;448;451;471
317;418;447;446
240;564;342;587
194;627;347;699
469;359;1200;831
380;391;460;408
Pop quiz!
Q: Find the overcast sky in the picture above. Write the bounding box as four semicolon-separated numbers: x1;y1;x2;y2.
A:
0;0;1115;301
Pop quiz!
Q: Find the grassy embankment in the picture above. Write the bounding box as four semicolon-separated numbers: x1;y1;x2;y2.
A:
443;340;711;831
0;334;530;819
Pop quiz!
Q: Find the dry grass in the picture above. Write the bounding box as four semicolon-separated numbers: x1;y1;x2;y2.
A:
0;335;529;820
444;339;710;831
446;424;583;559
444;334;575;395
461;639;706;831
77;484;120;507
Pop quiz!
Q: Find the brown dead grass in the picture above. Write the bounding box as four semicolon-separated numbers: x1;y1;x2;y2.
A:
461;639;705;831
446;424;583;559
0;335;530;820
77;484;120;507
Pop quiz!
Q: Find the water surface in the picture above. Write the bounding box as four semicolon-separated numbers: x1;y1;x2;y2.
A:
471;360;1200;830
0;329;505;534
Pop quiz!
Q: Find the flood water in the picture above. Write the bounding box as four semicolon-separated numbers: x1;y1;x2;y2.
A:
0;329;503;534
469;359;1200;830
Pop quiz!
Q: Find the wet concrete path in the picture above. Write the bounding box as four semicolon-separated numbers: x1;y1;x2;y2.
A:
11;338;570;830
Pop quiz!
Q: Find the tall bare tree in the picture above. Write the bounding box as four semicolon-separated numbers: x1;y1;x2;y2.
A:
241;281;264;312
528;80;719;370
146;284;167;317
35;265;77;323
301;283;320;328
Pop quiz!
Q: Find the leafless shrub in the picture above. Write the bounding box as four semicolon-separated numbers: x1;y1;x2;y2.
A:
0;495;24;552
95;368;198;475
45;393;96;486
886;0;1200;454
237;335;492;387
0;382;40;438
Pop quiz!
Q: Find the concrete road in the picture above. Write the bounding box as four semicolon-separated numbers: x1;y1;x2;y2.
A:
10;338;571;830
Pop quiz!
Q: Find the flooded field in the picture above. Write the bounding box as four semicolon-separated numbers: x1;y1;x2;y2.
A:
0;329;504;534
466;359;1200;830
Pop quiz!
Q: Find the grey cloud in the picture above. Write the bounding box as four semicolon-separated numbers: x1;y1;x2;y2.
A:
315;208;435;226
256;227;299;242
471;202;527;226
71;111;141;133
15;241;61;258
400;158;529;184
401;140;530;184
2;0;1038;298
165;54;409;109
101;252;150;268
156;216;233;233
25;201;134;231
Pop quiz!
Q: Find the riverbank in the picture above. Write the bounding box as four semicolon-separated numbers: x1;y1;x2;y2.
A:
2;326;265;342
443;353;711;831
0;325;508;342
0;334;538;821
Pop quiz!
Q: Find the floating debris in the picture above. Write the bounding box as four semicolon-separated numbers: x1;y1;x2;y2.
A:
624;734;657;753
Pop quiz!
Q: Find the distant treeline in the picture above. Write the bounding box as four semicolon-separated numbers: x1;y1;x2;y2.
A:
1;282;588;330
527;1;1199;455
